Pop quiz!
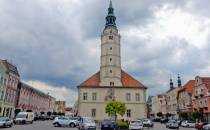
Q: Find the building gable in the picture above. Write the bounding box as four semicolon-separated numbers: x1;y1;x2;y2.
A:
79;70;146;89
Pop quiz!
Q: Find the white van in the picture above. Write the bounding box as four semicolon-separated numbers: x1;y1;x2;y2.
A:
14;112;34;124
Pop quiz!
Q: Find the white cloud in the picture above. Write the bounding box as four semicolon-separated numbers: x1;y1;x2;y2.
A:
1;0;210;98
23;80;77;107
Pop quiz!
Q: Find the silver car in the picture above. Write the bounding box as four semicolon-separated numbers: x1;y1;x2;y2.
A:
0;117;13;128
142;119;153;127
166;120;179;129
78;117;96;130
53;116;79;127
129;120;143;130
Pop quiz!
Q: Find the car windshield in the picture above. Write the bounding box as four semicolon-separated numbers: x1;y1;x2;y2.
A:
102;120;113;124
16;114;27;118
171;121;177;123
131;121;142;124
143;119;149;122
0;118;7;121
169;120;175;122
69;117;79;120
84;118;94;123
188;121;195;123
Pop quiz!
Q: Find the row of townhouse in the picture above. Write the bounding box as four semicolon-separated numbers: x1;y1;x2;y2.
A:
149;75;210;121
150;74;182;119
16;82;56;113
0;59;58;118
177;76;210;121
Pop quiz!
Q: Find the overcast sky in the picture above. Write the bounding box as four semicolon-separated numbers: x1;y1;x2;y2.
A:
0;0;210;106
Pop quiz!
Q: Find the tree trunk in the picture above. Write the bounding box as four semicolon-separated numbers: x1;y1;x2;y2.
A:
115;113;117;122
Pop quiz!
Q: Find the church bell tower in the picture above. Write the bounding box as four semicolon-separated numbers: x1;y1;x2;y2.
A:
100;0;122;87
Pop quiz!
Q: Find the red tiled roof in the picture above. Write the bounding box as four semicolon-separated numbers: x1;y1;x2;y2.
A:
200;77;210;89
79;70;146;89
79;72;100;87
178;80;195;95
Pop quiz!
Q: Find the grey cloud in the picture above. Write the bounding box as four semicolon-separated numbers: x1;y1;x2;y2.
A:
0;0;210;99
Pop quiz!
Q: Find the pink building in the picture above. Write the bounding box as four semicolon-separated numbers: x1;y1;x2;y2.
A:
193;76;210;121
16;82;51;113
177;80;195;116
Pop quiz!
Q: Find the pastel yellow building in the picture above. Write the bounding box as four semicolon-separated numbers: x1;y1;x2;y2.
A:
77;1;147;121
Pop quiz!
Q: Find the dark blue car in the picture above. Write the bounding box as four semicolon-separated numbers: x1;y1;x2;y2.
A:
101;120;118;130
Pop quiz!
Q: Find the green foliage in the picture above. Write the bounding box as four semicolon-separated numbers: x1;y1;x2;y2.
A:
26;110;33;112
192;112;203;120
105;100;127;117
166;113;172;118
14;109;21;117
47;111;52;116
41;112;45;115
117;120;129;129
157;112;163;117
179;112;188;120
53;112;57;115
57;112;65;116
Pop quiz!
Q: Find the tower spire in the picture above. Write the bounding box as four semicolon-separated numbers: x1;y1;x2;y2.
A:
178;73;182;87
109;0;113;8
105;0;116;28
170;75;174;89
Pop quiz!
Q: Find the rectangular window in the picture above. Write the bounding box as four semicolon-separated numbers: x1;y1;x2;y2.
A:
136;93;140;101
126;93;131;101
92;93;97;100
4;79;7;86
109;36;113;40
110;82;114;86
127;109;131;117
83;93;88;100
91;109;96;117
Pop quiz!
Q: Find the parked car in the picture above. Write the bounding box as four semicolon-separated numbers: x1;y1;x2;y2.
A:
195;122;208;130
160;118;169;123
181;120;196;128
203;124;210;130
101;119;118;130
78;117;96;130
0;117;13;128
14;112;34;124
142;119;153;127
166;120;179;129
129;120;143;130
53;116;79;127
176;120;182;126
34;112;39;121
40;114;47;120
153;118;161;122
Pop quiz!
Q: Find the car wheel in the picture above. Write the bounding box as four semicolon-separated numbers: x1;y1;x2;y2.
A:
22;120;26;124
54;122;60;127
70;123;75;127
